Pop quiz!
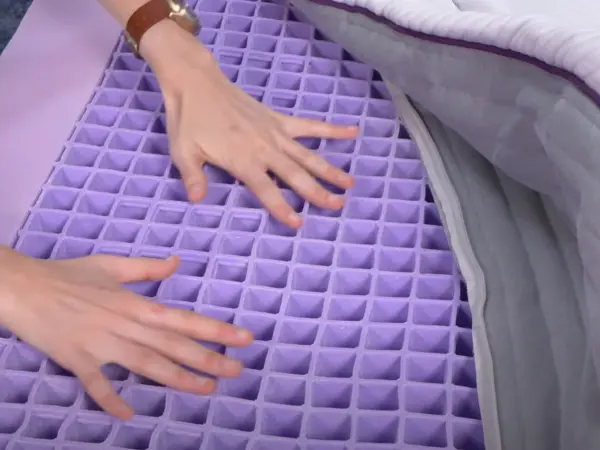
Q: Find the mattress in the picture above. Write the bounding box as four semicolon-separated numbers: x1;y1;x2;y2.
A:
0;0;597;449
287;0;600;449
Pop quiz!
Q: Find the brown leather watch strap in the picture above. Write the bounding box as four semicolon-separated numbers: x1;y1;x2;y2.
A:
126;0;172;50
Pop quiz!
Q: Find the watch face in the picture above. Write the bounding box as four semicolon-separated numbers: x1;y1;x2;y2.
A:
166;0;201;35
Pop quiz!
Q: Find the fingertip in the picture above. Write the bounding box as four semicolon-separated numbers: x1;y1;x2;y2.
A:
236;328;254;345
187;183;206;203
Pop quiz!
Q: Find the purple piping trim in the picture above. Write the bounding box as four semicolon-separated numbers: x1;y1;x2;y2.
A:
306;0;600;107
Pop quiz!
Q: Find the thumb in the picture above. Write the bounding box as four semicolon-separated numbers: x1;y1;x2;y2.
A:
84;255;180;284
172;148;208;203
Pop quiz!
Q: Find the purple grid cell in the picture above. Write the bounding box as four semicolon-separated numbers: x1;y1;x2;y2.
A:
108;131;143;152
16;234;57;259
120;387;166;417
453;358;477;388
408;327;451;354
278;320;318;345
39;188;78;211
103;221;141;243
332;270;371;296
306;412;351;440
337;245;374;270
129;92;162;112
84;107;119;127
359;353;401;380
453;421;485;450
21;412;66;440
4;344;44;372
299;94;330;113
250;261;289;288
406;355;448;384
345;198;382;221
93;89;129;107
321;324;361;349
170;393;210;424
358;383;399;410
132;155;169;176
285;292;324;318
187;207;223;229
179;229;216;252
374;274;412;298
202;282;242;309
102;71;139;90
228;342;269;370
228;1;256;16
98;151;134;171
358;139;392;157
155;428;204;450
236;314;276;341
365;327;405;351
62;145;100;167
26;211;68;234
213;399;257;432
308;57;337;76
261;407;302;438
349;177;384;198
327;296;366;321
311;380;352;409
220;234;255;257
414;301;453;326
420;250;455;275
271;347;311;375
380;224;417;248
297;241;334;266
111;423;156;449
302;217;339;241
292;266;330;293
32;379;81;407
66;216;105;239
453;388;481;419
243;288;283;314
377;248;415;273
357;415;399;444
50;167;90;189
0;373;35;403
404;417;447;448
226;211;263;232
340;221;378;246
264;375;306;406
416;275;456;301
405;383;447;415
257;236;294;261
159;277;202;302
204;432;249;450
63;417;113;444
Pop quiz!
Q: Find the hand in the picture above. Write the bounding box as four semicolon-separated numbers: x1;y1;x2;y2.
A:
141;22;359;228
0;248;253;420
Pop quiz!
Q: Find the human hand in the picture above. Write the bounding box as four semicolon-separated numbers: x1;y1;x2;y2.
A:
0;248;253;420
141;22;359;228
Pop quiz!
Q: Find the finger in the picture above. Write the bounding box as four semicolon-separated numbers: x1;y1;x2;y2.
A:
284;139;354;189
108;295;253;347
279;114;360;139
77;366;133;420
232;164;302;228
268;152;344;210
85;255;179;284
117;324;243;378
115;341;217;395
171;145;209;203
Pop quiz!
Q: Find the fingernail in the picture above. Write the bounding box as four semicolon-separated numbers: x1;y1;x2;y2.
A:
329;194;344;203
237;329;253;341
288;212;302;225
224;359;243;372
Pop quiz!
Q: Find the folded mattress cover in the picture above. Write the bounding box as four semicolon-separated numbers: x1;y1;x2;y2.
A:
288;1;600;449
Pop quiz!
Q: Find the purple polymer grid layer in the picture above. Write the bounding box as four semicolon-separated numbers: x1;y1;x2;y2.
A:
1;0;484;449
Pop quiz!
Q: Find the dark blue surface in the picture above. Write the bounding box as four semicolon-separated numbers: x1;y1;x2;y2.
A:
0;0;33;53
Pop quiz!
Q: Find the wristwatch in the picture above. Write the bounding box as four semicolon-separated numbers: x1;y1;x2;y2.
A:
124;0;201;58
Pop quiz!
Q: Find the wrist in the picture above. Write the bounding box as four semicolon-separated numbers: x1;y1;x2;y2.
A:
139;20;215;78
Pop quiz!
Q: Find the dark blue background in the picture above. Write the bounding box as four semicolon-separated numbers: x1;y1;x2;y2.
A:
0;0;33;53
